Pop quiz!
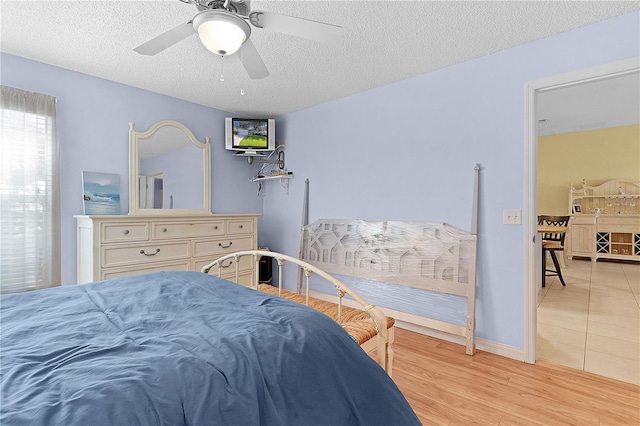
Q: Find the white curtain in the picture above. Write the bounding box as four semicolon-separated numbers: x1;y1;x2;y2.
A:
0;86;60;293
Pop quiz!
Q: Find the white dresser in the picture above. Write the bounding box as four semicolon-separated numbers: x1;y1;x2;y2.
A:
75;214;259;285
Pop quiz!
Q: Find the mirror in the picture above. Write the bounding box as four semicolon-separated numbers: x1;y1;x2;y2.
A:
129;120;211;215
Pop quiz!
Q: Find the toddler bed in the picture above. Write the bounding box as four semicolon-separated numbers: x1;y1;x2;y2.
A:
0;271;419;425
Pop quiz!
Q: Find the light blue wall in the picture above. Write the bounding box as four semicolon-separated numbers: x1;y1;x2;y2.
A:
261;11;640;349
2;10;638;350
1;53;264;285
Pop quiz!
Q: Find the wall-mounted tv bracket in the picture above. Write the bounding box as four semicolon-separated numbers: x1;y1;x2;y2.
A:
246;150;285;169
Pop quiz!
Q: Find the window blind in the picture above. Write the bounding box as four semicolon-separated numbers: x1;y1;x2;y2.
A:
1;86;60;293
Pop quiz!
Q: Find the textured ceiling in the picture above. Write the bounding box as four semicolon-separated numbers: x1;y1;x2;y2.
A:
1;0;639;118
537;71;640;136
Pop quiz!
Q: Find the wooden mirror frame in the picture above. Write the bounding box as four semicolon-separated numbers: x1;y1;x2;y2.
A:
129;120;211;215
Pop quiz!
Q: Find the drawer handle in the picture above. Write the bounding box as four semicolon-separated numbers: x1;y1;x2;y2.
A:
124;230;130;235
218;242;233;249
140;248;161;256
162;228;167;232
220;260;233;269
239;225;243;229
214;225;218;230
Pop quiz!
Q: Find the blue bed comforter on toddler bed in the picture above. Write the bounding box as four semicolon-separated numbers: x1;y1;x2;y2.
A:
1;271;420;425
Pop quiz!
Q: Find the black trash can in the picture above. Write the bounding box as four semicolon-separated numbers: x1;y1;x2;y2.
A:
259;255;273;285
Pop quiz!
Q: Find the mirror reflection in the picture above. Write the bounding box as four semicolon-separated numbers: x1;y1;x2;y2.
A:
129;121;211;215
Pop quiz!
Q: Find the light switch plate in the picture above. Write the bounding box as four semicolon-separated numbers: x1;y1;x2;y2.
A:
503;209;522;225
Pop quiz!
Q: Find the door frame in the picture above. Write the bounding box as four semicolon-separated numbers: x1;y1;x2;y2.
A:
523;57;639;364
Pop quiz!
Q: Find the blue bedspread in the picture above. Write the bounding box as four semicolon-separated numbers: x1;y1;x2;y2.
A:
1;272;420;426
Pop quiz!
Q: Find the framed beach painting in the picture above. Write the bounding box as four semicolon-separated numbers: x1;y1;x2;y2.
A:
82;171;121;215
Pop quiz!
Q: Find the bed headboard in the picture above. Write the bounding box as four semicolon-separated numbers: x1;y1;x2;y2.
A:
300;220;477;297
299;219;478;355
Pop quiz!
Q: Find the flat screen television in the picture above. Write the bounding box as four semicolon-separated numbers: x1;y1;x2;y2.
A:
225;117;276;155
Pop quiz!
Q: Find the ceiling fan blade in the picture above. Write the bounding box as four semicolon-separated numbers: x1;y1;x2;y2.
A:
134;22;196;55
238;39;269;80
249;11;342;44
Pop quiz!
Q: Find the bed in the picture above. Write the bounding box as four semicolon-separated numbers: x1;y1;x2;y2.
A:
0;271;420;425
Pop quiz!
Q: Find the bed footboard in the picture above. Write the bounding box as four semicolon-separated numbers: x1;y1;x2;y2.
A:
201;250;394;375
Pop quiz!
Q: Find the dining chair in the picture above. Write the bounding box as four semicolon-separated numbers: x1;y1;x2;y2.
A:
538;215;570;287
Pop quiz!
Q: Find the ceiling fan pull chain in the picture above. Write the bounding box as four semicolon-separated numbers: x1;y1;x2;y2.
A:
240;48;245;95
220;56;225;82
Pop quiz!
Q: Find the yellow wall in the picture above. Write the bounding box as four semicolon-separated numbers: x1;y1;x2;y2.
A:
538;124;640;215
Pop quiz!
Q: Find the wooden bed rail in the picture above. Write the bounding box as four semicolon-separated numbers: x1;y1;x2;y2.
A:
201;250;393;374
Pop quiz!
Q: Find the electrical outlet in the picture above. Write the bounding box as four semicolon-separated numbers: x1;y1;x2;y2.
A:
503;209;522;225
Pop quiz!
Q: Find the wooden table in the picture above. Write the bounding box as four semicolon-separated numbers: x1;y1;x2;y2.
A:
537;225;568;287
537;225;567;235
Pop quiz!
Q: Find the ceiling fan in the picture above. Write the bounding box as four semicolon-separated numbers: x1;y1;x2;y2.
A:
134;0;343;80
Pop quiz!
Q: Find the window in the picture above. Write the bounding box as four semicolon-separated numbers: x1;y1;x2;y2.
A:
1;86;60;293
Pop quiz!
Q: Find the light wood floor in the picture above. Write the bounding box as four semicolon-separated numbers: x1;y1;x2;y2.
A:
391;328;640;425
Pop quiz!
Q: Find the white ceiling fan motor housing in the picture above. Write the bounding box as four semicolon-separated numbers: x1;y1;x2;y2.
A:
193;10;251;56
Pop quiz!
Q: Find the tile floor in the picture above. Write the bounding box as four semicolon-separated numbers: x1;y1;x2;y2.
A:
537;258;640;385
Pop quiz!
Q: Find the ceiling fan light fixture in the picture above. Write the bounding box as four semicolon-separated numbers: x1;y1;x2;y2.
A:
193;10;250;56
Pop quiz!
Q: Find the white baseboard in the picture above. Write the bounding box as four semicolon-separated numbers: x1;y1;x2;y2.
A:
396;320;526;362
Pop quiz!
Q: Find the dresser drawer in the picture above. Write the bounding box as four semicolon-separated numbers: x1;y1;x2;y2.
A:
227;219;254;235
101;261;191;281
102;222;149;243
193;236;254;258
199;267;254;288
194;255;254;275
223;270;254;288
102;241;190;268
152;220;225;240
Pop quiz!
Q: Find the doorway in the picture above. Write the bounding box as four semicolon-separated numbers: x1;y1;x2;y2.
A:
524;57;640;366
138;172;164;209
